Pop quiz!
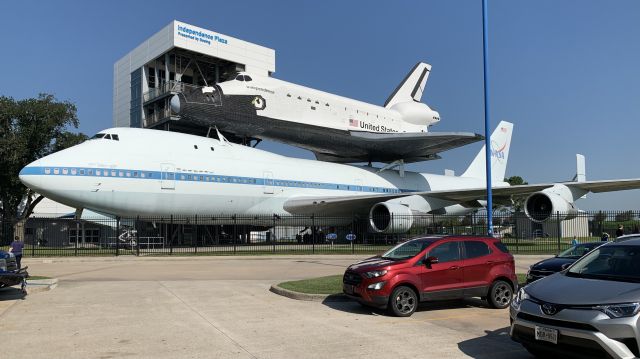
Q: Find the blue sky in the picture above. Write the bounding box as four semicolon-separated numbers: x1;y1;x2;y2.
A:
1;0;639;210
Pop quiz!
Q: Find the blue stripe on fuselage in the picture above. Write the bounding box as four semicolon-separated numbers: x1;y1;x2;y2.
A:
20;166;409;194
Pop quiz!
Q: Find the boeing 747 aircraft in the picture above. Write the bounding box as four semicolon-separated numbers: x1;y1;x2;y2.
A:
19;121;640;233
169;62;483;163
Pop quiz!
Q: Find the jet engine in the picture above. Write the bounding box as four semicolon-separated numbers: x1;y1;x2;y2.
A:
389;102;440;127
369;202;414;233
524;185;579;223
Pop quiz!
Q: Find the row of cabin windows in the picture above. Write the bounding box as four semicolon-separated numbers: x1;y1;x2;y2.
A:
45;168;153;178
284;93;391;120
42;166;401;193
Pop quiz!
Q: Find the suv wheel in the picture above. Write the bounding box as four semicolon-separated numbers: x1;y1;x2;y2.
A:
388;286;418;317
487;280;513;309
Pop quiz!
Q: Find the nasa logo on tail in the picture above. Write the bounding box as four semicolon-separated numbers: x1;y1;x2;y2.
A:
490;126;509;163
252;96;266;110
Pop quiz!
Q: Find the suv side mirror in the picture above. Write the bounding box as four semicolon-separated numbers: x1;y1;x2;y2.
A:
425;256;439;269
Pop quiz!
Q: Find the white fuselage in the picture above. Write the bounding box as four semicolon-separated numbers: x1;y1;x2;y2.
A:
217;73;440;134
20;128;503;223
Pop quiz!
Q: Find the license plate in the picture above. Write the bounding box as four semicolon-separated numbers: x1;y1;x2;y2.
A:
343;284;354;295
535;326;558;344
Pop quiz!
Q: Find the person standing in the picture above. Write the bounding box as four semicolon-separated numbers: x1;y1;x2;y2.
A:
616;224;624;238
8;236;24;269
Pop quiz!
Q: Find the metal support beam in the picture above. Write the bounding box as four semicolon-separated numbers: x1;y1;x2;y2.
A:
376;159;405;177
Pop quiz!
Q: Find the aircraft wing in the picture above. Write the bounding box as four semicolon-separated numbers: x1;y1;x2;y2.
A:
564;179;640;193
284;184;553;215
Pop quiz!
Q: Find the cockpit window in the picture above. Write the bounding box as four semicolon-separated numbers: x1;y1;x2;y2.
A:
235;74;245;81
243;75;252;82
90;133;119;141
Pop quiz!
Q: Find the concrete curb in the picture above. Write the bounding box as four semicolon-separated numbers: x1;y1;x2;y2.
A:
269;284;351;302
26;278;58;294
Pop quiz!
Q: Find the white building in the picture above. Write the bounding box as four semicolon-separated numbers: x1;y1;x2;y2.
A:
113;20;275;131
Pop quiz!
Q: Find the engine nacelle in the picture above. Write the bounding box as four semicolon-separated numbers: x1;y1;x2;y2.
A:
389;101;440;127
369;202;414;233
524;185;579;223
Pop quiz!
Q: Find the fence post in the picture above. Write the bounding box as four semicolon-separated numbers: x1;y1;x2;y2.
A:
34;220;39;257
194;215;198;255
272;214;276;253
135;216;140;257
351;214;355;254
116;217;120;256
75;219;79;257
233;215;237;255
557;211;561;252
169;215;173;255
312;215;315;254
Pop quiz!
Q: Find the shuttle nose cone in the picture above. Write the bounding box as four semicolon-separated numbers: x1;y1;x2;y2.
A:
170;95;181;114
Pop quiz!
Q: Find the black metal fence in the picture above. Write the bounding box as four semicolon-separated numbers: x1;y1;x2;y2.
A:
1;210;637;257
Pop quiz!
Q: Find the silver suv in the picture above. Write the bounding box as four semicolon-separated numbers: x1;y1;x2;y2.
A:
510;238;640;359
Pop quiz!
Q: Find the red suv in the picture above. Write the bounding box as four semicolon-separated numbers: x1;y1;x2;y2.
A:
343;235;517;317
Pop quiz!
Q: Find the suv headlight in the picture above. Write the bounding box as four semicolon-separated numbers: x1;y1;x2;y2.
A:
511;288;530;310
0;258;6;272
364;270;387;278
594;303;640;318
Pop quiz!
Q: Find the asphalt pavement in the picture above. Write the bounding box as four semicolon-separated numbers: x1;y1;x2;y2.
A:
0;255;543;359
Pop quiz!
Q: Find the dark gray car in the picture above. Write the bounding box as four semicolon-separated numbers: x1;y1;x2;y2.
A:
510;239;640;359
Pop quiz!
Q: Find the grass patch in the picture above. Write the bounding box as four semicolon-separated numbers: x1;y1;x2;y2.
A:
279;275;343;294
279;273;529;295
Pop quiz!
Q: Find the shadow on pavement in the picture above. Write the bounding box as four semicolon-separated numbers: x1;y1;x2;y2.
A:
458;327;531;359
0;286;27;301
323;297;494;316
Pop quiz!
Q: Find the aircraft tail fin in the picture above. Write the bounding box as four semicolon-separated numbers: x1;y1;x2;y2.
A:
384;62;431;108
461;121;514;182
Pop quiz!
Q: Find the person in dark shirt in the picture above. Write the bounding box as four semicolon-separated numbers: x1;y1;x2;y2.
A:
9;236;24;269
616;224;624;238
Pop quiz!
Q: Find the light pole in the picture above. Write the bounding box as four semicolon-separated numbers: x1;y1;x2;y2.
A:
482;0;493;236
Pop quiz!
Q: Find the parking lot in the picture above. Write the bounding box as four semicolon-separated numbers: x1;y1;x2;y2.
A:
0;255;543;359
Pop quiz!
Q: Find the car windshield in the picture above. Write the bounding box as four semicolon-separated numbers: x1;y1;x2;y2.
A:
567;245;640;282
381;238;436;260
557;243;598;259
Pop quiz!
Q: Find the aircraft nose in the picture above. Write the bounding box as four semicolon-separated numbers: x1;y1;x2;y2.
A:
19;161;43;190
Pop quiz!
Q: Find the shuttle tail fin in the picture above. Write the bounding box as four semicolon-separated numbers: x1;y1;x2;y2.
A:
461;121;514;183
384;62;431;108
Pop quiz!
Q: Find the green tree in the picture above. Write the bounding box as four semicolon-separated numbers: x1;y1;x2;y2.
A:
0;94;86;239
499;176;529;211
615;210;634;222
505;176;528;186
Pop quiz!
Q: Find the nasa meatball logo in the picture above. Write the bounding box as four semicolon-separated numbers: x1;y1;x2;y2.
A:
251;96;266;110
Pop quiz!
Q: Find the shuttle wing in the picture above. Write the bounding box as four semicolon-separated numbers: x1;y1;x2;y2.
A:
284;184;554;215
314;131;483;164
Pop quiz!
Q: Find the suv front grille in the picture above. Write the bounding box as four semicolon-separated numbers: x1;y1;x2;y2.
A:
343;270;362;286
517;312;598;331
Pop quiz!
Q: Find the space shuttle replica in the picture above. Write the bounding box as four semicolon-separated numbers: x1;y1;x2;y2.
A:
169;63;483;164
